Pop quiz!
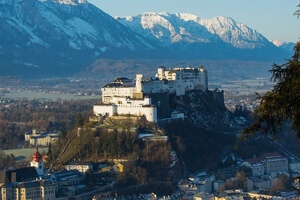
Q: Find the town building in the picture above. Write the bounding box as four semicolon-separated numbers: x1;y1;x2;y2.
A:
242;158;264;177
1;180;55;200
242;152;288;176
25;129;61;146
94;66;208;123
65;161;93;173
0;167;39;185
50;170;85;193
289;159;300;172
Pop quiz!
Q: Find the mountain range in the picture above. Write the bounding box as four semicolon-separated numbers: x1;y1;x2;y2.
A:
0;0;293;77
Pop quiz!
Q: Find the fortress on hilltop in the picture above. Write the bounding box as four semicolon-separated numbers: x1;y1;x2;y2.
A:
93;66;208;123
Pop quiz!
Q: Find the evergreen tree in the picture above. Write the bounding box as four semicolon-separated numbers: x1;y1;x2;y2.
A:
239;43;300;193
61;126;67;138
47;143;53;162
239;42;300;142
295;4;300;18
236;171;247;191
75;113;84;128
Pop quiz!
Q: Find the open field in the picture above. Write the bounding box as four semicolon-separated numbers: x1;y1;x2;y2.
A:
2;90;100;101
3;147;48;161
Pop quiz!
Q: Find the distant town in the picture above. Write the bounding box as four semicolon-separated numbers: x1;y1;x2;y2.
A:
0;66;299;200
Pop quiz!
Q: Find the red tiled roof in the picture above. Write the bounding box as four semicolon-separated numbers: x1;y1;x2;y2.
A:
245;157;262;166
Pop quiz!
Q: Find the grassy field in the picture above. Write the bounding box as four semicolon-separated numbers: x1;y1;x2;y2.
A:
3;147;48;161
3;90;100;101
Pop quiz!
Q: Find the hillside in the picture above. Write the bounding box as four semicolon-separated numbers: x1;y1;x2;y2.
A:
52;89;243;173
0;0;155;77
117;12;289;61
0;0;292;78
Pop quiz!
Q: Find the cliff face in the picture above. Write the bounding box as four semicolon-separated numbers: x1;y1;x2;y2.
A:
169;89;237;132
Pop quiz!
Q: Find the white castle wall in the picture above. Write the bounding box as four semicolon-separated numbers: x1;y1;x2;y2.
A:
94;96;157;122
101;87;136;103
94;104;117;117
102;67;208;102
111;96;151;105
95;66;208;123
141;80;170;94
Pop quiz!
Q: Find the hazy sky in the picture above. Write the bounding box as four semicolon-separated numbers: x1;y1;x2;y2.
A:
88;0;300;43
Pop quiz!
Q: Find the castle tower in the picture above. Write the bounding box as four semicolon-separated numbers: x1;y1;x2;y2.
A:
30;146;44;176
136;74;143;93
198;65;208;89
157;66;166;80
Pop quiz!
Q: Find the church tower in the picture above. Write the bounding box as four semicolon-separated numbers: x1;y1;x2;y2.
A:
30;146;44;176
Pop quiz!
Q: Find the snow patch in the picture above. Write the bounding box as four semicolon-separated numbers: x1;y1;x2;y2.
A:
99;47;108;52
271;39;286;47
7;18;48;46
84;40;95;49
94;51;100;57
14;60;39;68
67;17;97;39
43;0;87;5
69;40;81;50
177;13;198;22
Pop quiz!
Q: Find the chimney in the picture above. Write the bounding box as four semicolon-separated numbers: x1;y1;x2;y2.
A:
11;172;17;183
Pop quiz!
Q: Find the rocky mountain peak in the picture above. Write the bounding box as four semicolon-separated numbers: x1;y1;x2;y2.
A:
40;0;87;5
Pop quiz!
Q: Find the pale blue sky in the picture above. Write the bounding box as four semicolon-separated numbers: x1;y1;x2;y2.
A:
89;0;300;42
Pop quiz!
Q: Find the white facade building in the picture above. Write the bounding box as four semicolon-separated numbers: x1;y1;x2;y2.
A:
94;96;157;123
25;129;61;146
101;66;208;101
65;161;93;173
94;66;208;123
242;152;288;177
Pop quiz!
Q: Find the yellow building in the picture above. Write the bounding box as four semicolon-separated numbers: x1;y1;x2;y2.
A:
1;180;56;200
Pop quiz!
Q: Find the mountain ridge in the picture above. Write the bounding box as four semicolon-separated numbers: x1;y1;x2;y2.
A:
116;12;276;49
0;1;292;78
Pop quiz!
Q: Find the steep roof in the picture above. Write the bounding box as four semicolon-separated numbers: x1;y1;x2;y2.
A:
260;152;284;160
245;152;286;167
1;167;38;183
32;147;42;162
245;158;263;166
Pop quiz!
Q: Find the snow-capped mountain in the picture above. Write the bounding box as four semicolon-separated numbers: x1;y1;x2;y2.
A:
0;0;155;76
0;1;291;77
116;12;220;47
271;39;294;53
117;12;274;49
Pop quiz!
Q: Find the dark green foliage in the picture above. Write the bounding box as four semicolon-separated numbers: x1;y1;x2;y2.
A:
0;99;94;148
61;126;67;138
118;163;149;186
75;113;84;128
164;120;236;172
234;105;252;122
295;4;300;18
0;151;15;170
271;174;291;192
117;141;171;185
95;129;138;158
47;143;53;163
240;42;300;142
224;171;247;191
85;169;95;188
